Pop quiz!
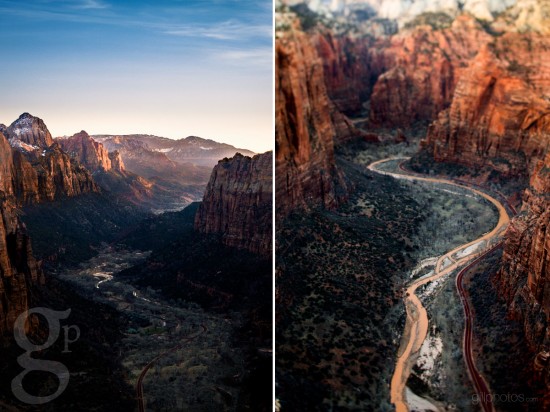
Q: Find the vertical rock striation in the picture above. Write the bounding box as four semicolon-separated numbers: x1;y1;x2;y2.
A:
369;15;492;127
497;151;550;401
421;33;550;177
275;20;348;217
194;151;273;257
3;114;99;204
56;130;120;173
0;132;43;336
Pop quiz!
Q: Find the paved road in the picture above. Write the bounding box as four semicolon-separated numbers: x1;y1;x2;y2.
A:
456;243;503;412
136;324;207;412
369;158;508;412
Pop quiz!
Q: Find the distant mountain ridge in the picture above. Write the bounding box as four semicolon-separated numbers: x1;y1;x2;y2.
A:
288;0;550;32
92;134;255;167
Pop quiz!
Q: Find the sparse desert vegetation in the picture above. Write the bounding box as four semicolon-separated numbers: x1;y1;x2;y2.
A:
276;138;499;410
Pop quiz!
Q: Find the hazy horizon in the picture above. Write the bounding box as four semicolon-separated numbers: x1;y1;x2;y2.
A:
0;0;273;153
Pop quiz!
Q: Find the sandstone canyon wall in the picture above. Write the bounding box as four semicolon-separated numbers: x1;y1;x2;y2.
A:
3;113;98;204
421;33;550;177
276;17;349;217
194;152;272;257
497;152;550;398
57;130;125;173
0;131;43;336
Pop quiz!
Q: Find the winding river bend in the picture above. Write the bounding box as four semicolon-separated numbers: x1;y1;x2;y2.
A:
368;158;510;412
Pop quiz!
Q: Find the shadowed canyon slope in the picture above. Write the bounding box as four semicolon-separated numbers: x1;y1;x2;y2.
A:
0;132;43;335
497;152;550;392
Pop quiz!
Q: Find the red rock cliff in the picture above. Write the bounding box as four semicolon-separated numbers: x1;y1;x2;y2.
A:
194;152;272;257
275;20;348;217
370;15;492;127
0;133;43;336
56;131;124;173
497;151;550;400
3;114;99;204
422;33;550;176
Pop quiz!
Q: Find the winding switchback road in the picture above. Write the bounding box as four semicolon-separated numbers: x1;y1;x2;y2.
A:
368;158;509;412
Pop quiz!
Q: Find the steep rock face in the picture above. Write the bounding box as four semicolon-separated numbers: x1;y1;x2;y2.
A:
0;201;43;335
108;150;125;172
421;33;550;176
23;143;98;203
0;132;15;196
5;112;54;148
369;15;492;127
56;131;118;172
275;20;348;217
194;152;272;257
3;114;99;204
497;152;550;397
311;29;382;115
0;135;43;336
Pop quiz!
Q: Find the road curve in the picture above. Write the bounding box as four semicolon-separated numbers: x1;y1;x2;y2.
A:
368;158;508;412
456;243;503;412
136;324;208;412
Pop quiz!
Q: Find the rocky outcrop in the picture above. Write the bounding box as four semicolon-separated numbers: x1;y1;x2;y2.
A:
420;33;550;177
108;150;125;172
0;133;43;336
310;28;381;115
194;152;272;257
0;200;44;335
5;112;54;149
369;15;492;127
56;131;122;172
3;114;99;204
19;143;98;203
497;151;550;400
275;19;348;217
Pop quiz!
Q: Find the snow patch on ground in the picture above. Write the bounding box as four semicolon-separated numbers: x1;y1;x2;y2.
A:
439;188;476;200
455;241;483;259
200;146;213;150
411;257;439;278
405;387;441;412
416;334;443;379
440;257;452;270
8;138;39;152
155;148;173;153
417;273;449;301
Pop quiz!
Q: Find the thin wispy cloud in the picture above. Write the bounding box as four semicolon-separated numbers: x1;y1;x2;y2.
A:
217;47;272;67
74;0;109;10
0;0;273;151
165;20;271;41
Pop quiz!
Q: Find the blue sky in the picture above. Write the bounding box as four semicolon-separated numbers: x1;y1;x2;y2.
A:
0;0;273;152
